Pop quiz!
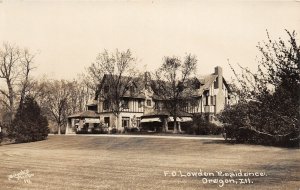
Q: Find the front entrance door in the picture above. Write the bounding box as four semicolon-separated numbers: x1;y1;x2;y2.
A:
122;117;130;129
104;117;110;127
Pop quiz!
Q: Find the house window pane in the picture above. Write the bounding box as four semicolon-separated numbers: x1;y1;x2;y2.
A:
138;100;143;108
154;101;159;109
122;117;130;128
147;100;151;106
122;99;129;109
104;117;110;127
103;100;109;110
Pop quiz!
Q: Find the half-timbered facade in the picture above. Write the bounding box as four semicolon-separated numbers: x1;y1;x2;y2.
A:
66;66;230;134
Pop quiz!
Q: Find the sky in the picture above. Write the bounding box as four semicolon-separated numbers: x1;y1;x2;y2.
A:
0;0;299;81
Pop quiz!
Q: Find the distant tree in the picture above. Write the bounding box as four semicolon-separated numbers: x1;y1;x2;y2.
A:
91;49;139;131
26;76;93;134
219;30;300;147
7;96;49;143
42;80;74;135
151;54;197;133
69;76;94;113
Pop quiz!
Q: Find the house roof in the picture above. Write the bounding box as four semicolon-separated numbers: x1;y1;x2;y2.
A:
196;74;218;95
95;69;231;100
86;100;98;106
151;74;220;99
68;110;100;119
95;74;146;100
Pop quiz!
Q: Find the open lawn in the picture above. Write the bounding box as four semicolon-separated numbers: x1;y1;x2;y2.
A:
0;135;299;190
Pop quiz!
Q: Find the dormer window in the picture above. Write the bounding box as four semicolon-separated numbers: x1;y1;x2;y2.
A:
103;100;109;110
122;99;129;109
146;99;151;106
130;86;135;93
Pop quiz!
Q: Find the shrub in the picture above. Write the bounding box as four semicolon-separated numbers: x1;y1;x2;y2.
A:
92;125;109;134
7;96;49;143
111;128;117;134
190;115;223;135
220;102;300;147
219;30;300;147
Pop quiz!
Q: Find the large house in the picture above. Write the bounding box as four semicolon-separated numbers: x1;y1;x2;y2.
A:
65;66;231;134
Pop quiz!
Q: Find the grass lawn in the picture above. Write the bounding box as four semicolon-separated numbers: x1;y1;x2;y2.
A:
0;135;299;190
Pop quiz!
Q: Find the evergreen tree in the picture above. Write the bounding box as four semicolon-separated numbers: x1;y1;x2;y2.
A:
8;96;49;143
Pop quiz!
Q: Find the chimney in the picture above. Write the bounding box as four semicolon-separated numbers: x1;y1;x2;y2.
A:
144;72;151;89
214;66;223;89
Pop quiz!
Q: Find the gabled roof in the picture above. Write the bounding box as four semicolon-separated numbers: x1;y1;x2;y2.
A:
196;74;218;95
95;74;146;100
95;70;231;100
68;110;99;119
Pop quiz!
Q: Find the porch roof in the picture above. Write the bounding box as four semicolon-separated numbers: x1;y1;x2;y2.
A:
141;109;192;118
68;110;100;119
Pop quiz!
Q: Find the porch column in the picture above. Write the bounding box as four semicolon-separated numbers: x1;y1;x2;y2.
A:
178;121;182;133
163;118;168;132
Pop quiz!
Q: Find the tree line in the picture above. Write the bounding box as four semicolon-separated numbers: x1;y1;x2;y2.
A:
0;43;95;136
1;29;299;147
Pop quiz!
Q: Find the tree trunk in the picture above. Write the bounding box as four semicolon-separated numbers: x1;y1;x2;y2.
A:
116;114;120;133
178;121;182;133
58;124;61;135
7;79;14;123
173;116;178;133
163;118;168;132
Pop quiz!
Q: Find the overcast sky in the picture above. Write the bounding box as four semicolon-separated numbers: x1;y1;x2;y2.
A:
0;0;299;80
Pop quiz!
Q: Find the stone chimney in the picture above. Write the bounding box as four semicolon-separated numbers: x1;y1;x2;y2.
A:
144;72;151;89
214;66;223;89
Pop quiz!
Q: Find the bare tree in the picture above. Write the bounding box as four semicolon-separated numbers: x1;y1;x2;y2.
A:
0;43;35;123
75;74;95;111
43;80;74;135
19;49;36;105
151;54;197;133
92;49;138;130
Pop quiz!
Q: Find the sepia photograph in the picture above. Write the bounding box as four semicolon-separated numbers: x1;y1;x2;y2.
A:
0;0;299;189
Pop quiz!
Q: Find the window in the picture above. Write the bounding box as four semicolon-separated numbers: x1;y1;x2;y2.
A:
138;100;143;108
154;101;159;110
205;96;209;106
214;78;218;89
214;95;216;105
87;105;97;111
130;86;135;93
122;99;129;109
103;100;109;110
211;96;215;106
146;99;151;106
122;117;130;128
104;117;110;127
104;85;109;93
